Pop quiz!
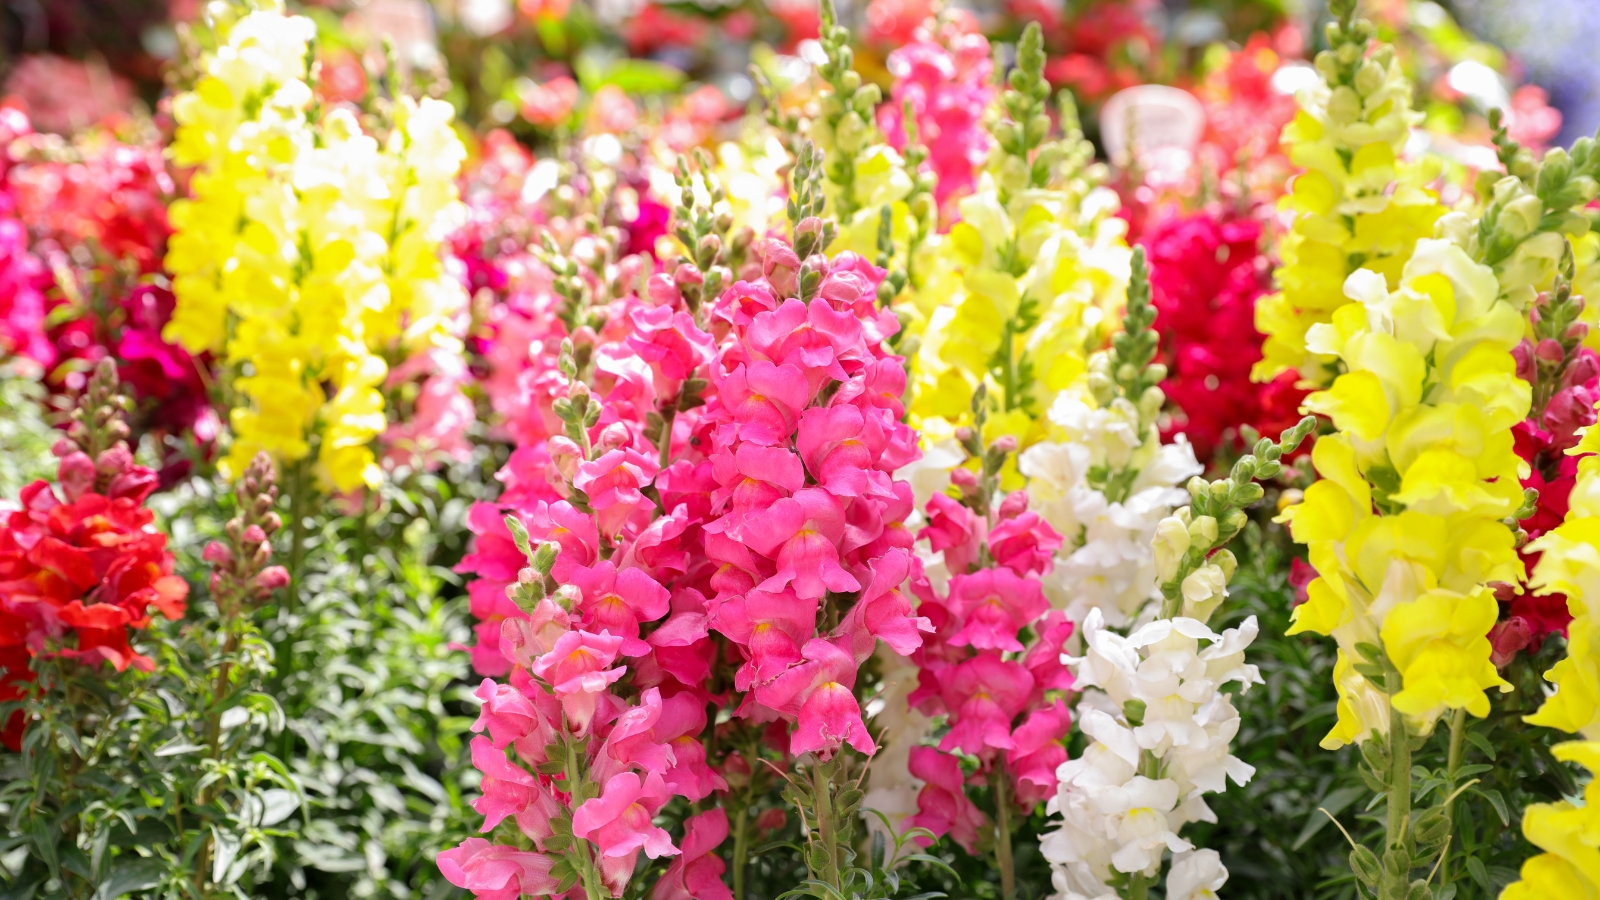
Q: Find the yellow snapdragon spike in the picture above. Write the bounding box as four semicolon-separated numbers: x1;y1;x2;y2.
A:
1284;237;1526;746
164;3;466;492
1500;742;1600;899
1253;19;1445;387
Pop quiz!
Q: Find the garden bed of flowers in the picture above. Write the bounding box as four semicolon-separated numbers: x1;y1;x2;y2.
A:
0;0;1595;898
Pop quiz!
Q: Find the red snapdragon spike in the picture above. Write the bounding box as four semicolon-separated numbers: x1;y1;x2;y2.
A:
1141;211;1309;464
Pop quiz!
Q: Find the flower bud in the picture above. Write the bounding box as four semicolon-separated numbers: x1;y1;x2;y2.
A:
1511;340;1536;382
255;566;291;593
1489;616;1533;668
1564;350;1600;388
1153;516;1191;584
997;490;1029;521
202;541;235;567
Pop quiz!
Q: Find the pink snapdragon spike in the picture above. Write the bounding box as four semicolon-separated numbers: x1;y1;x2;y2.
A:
907;440;1076;832
877;15;995;218
447;155;942;894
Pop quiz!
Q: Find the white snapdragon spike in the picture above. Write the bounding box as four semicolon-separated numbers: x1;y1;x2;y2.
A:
1021;392;1199;628
1042;609;1260;896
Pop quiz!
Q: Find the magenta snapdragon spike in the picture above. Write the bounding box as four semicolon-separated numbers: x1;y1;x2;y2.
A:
449;145;934;898
904;421;1075;895
877;15;995;218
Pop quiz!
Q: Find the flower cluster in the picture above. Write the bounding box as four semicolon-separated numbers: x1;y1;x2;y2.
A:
1142;212;1307;465
449;143;934;895
1253;3;1443;387
875;15;994;219
1286;233;1527;746
1045;610;1259;898
0;362;187;749
163;2;469;491
909;24;1130;467
901;436;1073;848
1043;416;1312;899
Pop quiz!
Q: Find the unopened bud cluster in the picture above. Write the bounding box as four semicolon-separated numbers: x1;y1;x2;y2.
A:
202;451;288;609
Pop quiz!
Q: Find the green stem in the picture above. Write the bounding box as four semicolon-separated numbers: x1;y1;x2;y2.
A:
731;800;750;900
285;459;308;614
811;759;843;891
1440;707;1468;887
993;762;1017;900
1125;872;1150;900
565;732;606;900
1385;662;1413;895
1000;320;1018;412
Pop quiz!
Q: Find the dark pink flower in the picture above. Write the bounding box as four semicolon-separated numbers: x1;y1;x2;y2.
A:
985;511;1063;577
1006;701;1072;807
569;561;672;656
920;493;983;575
652;808;733;900
936;652;1033;756
470;737;562;847
944;568;1048;652
742;488;859;600
907;747;987;853
530;630;627;734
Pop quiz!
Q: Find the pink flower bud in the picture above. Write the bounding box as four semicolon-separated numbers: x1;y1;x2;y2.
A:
991;435;1019;454
1569;322;1590;344
1566;349;1600;388
673;262;704;288
255;566;291;592
50;438;77;459
997;490;1030;521
202;541;235;566
597;422;631;452
950;468;979;488
57;451;95;502
646;272;682;306
1512;340;1536;382
96;444;133;478
243;525;267;545
1489;616;1533;668
1544;384;1598;450
547;436;583;485
1537;338;1566;363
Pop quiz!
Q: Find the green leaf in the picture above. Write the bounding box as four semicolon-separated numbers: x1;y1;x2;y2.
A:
1465;856;1491;891
1464;729;1497;761
93;858;166;900
1474;787;1511;826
